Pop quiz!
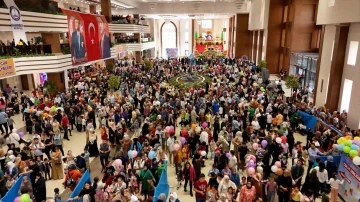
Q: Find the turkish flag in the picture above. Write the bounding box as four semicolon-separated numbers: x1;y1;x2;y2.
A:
79;13;101;62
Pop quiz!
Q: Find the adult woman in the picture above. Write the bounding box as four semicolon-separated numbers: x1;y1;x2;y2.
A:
5;161;18;178
99;139;110;171
52;119;60;134
43;133;53;159
183;161;196;197
78;181;96;202
120;134;132;154
87;129;99;157
301;169;320;198
316;162;328;193
252;170;263;199
218;175;237;195
33;173;46;202
239;181;256;202
51;147;64;180
140;165;155;199
18;176;35;201
52;130;64;156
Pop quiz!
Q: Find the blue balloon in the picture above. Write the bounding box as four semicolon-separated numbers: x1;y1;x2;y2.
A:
148;151;156;160
338;144;345;151
350;144;359;151
128;150;133;158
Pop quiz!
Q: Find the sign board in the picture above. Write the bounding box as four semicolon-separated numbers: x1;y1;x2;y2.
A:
0;59;16;78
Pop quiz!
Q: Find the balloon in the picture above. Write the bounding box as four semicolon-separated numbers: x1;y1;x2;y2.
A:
14;196;20;202
353;140;360;146
256;166;263;173
169;126;174;131
349;150;358;157
19;194;30;202
131;150;138;158
44;106;50;111
168;128;175;134
191;124;196;129
276;168;283;175
165;126;170;133
51;106;56;112
181;129;187;136
345;140;352;146
226;153;231;158
180;137;186;144
350;144;359;151
114;159;122;166
248;167;255;175
345;135;353;140
202;122;208;128
271;165;278;173
353;156;360;165
148;151;156;160
354;137;360;141
261;140;268;147
128;150;133;158
195;127;201;133
337;137;346;144
43;113;49;118
19;132;25;137
174;144;180;151
281;136;287;142
252;143;259;150
201;151;206;156
275;137;281;144
275;161;281;168
343;146;351;153
332;144;338;149
248;161;255;167
337;144;345;151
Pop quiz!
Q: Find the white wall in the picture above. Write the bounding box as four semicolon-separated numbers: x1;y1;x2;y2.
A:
317;0;360;25
338;23;360;129
248;0;269;30
315;25;336;107
0;32;41;44
4;76;22;90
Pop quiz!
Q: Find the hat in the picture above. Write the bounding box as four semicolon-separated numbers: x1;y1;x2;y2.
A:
314;142;320;147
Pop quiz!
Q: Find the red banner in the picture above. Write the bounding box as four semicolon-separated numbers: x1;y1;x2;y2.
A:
61;9;111;65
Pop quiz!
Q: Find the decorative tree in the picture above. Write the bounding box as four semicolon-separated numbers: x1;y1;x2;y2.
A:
45;80;58;98
285;74;300;93
258;60;267;69
108;74;120;93
144;59;153;71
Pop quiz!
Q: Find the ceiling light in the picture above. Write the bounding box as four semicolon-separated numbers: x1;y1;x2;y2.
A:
111;0;134;8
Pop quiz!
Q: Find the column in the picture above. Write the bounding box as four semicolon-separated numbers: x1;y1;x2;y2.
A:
89;4;96;14
133;14;142;63
325;25;349;112
253;31;258;62
42;33;61;54
258;30;264;64
64;70;69;89
101;0;112;22
234;14;251;59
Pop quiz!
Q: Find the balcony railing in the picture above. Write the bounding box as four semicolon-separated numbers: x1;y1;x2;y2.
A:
0;44;54;59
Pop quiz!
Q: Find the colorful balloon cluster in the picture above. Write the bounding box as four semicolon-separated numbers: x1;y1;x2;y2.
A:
127;150;138;159
336;136;360;165
244;154;257;175
271;161;284;175
165;126;175;134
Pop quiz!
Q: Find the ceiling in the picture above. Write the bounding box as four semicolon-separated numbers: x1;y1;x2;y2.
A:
142;13;233;19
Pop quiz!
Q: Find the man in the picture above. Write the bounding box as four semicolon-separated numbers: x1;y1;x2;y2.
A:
29;137;45;160
61;114;70;140
22;159;40;184
193;173;207;202
0;112;8;135
64;164;82;191
307;142;323;173
98;17;111;58
71;18;86;63
291;160;304;187
277;169;293;202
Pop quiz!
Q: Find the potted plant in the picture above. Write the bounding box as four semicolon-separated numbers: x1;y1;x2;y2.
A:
108;74;120;93
61;45;70;54
144;59;153;71
285;74;300;93
258;60;267;69
45;80;58;98
34;36;45;45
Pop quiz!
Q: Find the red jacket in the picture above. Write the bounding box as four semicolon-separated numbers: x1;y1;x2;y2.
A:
61;116;69;127
183;166;196;181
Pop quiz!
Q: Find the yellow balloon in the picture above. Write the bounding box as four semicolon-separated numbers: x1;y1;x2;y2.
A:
354;137;360;141
345;135;353;140
337;137;345;144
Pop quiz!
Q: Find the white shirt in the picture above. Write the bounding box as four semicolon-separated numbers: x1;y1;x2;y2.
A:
167;137;175;152
200;131;209;145
133;159;144;175
251;120;260;130
327;178;344;189
7;133;20;148
316;169;328;183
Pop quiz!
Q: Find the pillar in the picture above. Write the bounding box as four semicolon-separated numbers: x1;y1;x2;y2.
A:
101;0;112;22
258;30;264;64
234;14;251;59
135;52;142;63
89;4;96;14
325;25;349;112
105;59;114;69
64;70;69;89
42;33;61;53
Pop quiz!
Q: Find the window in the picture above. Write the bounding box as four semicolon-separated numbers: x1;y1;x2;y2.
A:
201;20;212;29
347;41;359;66
340;79;353;113
185;32;189;42
185;21;189;29
161;22;177;58
223;21;227;28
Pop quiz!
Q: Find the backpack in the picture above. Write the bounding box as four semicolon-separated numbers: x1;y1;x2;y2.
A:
66;173;75;187
75;156;86;169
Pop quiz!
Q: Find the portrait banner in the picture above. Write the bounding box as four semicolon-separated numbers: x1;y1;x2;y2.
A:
166;48;178;58
98;15;111;59
0;59;16;79
3;0;27;45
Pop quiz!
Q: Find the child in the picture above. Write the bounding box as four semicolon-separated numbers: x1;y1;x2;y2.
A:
6;175;15;190
327;173;344;202
207;184;218;202
280;155;288;170
226;187;236;202
36;156;45;178
54;188;61;202
290;186;302;202
176;164;183;190
209;139;216;160
76;115;82;132
44;158;52;180
83;148;90;172
82;116;86;131
265;177;277;202
7;116;15;132
62;157;69;174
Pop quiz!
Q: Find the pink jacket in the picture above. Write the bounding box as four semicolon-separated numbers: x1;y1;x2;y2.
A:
184;166;196;181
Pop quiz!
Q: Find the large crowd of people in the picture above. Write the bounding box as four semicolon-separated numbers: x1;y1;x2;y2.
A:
0;56;355;202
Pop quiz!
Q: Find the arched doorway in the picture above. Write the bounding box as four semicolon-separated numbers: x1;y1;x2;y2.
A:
161;21;177;58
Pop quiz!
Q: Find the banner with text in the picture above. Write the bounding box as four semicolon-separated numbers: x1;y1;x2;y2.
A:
4;0;27;45
0;59;16;79
62;9;111;65
338;154;360;201
166;48;178;58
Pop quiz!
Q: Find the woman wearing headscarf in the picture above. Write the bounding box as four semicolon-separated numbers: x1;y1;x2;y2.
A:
239;181;256;202
86;129;99;157
6;161;18;178
33;172;46;202
218;175;237;195
169;192;180;202
51;146;64;180
120;134;132;154
78;181;96;202
157;193;166;202
18;176;35;201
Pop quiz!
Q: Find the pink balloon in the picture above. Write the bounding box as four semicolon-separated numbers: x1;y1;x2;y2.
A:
14;196;20;202
252;143;258;150
168;128;175;134
114;159;122;166
131;150;138;158
165;126;170;132
173;144;180;151
169;126;174;131
180;137;186;144
275;161;281;168
202;122;208;128
248;167;255;175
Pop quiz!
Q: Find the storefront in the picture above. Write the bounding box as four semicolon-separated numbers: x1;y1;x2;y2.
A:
290;52;318;93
